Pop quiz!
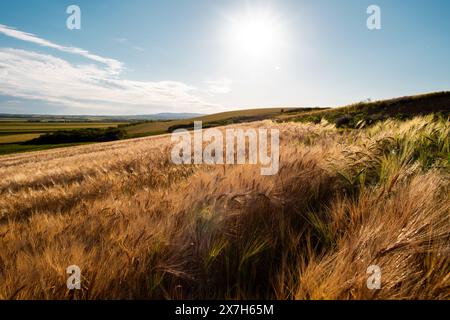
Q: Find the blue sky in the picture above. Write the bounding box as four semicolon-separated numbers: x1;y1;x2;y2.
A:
0;0;449;115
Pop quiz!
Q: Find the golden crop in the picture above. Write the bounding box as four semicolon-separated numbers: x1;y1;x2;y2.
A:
0;116;448;299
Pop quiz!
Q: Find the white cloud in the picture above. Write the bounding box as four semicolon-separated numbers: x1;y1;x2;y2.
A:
0;65;7;77
0;48;216;114
0;24;218;114
0;24;123;74
205;78;232;94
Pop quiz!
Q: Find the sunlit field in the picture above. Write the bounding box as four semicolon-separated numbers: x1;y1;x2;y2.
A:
0;115;448;299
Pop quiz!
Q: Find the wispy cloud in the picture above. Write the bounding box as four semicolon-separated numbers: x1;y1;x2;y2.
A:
133;46;145;52
114;37;128;44
0;24;123;74
0;48;215;114
0;24;217;114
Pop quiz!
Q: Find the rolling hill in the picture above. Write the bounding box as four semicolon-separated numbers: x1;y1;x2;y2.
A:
125;91;450;137
278;91;450;128
0;91;448;156
125;107;325;137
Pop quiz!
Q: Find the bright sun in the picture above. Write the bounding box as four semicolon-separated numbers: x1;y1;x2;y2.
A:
225;8;286;62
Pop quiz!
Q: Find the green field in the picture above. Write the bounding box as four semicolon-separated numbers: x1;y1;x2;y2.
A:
0;122;126;133
1;91;448;156
0;133;42;144
0;121;127;155
0;122;126;144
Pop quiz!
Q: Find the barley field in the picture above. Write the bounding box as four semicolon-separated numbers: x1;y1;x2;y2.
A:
0;115;448;299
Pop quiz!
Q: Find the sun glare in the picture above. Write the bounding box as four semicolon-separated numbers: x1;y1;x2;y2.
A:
225;8;286;62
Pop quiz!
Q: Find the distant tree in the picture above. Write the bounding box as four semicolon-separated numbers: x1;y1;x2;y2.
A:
26;127;126;145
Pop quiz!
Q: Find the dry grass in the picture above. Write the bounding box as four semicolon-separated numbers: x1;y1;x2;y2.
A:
0;115;448;300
